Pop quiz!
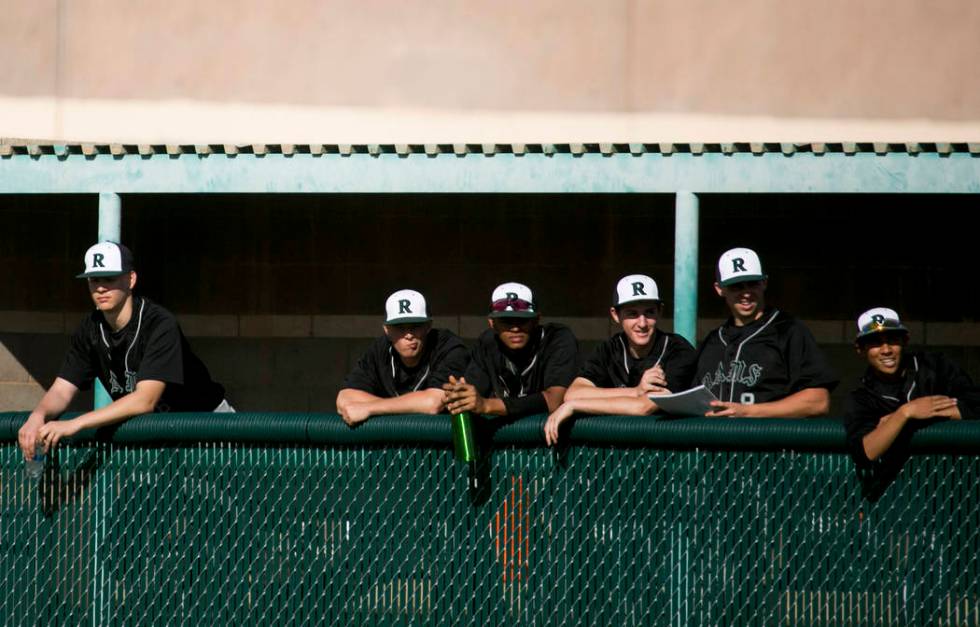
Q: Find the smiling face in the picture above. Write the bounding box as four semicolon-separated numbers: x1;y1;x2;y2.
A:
489;316;538;351
87;272;135;315
715;279;767;326
611;301;661;356
857;331;908;379
384;322;431;367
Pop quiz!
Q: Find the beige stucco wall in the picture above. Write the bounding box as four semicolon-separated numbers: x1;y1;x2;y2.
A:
2;0;979;142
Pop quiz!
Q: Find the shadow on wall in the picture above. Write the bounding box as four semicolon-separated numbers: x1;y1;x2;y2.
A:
0;334;93;412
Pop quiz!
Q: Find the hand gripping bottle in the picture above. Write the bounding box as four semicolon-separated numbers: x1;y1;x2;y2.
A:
25;442;45;480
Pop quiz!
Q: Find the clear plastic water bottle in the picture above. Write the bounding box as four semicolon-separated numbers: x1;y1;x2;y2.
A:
25;442;45;480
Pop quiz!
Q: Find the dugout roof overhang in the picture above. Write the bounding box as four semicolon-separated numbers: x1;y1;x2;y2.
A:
1;141;979;194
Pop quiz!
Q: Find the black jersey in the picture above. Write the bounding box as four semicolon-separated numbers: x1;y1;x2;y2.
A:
343;328;469;397
463;323;578;401
693;309;838;405
844;351;980;467
58;297;225;412
578;330;696;392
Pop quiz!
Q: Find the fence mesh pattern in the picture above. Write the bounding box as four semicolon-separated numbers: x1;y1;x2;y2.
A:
2;434;979;625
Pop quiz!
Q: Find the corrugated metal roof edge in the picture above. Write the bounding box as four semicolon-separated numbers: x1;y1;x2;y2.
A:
1;140;979;158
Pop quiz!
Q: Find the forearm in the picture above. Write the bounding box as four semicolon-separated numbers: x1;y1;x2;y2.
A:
564;395;656;417
31;385;76;422
541;387;569;413
71;391;159;431
480;397;508;416
861;410;909;461
565;382;641;401
745;388;830;418
336;389;380;412
357;389;445;416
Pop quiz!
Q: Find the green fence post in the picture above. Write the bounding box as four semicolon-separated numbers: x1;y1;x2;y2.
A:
673;191;699;345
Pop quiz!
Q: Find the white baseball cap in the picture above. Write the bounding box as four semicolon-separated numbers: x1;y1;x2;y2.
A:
384;289;432;325
614;274;661;307
717;247;766;287
489;282;537;318
856;307;908;341
77;241;135;278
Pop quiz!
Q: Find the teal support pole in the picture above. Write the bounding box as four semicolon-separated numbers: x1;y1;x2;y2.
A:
93;191;120;626
673;191;699;345
94;192;121;409
98;192;121;243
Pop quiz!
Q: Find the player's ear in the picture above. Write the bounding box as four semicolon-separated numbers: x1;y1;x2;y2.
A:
713;282;724;297
487;318;494;330
128;271;137;290
609;307;621;324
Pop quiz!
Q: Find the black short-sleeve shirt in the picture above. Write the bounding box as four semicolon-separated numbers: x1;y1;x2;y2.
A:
58;297;226;412
844;350;980;467
577;330;697;392
693;309;838;404
463;323;578;400
342;328;469;397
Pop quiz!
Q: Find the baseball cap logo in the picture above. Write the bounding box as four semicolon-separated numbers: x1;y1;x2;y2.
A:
631;282;647;297
731;257;746;273
92;253;106;268
384;289;431;325
872;314;885;326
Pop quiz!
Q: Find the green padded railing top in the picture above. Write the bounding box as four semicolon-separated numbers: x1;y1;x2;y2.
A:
1;413;978;626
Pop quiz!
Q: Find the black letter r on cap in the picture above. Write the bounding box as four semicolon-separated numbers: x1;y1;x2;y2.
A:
631;282;646;297
92;253;105;268
731;257;746;273
398;299;412;314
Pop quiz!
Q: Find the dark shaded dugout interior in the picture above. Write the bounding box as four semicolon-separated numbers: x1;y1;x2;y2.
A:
0;192;976;321
1;192;977;414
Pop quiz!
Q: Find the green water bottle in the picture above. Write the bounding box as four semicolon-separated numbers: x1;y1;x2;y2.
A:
451;411;478;462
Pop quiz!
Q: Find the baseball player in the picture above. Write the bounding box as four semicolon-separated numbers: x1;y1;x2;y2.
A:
693;247;838;417
18;242;231;459
336;289;469;425
845;307;980;468
543;274;697;445
443;282;578;418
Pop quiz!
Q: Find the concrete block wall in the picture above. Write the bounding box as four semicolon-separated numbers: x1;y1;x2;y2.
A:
5;312;980;415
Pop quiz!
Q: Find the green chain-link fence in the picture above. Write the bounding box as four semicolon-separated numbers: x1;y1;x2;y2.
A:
2;413;979;626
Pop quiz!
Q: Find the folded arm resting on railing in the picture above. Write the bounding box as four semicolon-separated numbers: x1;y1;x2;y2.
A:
4;412;980;454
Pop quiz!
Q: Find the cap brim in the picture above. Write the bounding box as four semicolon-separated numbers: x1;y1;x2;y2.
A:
384;316;431;325
718;273;766;287
76;270;127;278
856;326;908;341
488;310;538;319
615;297;663;307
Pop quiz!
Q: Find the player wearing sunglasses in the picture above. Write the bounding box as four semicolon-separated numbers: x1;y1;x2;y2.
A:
443;282;577;418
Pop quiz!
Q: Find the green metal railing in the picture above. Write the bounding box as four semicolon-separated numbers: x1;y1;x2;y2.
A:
2;413;979;626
